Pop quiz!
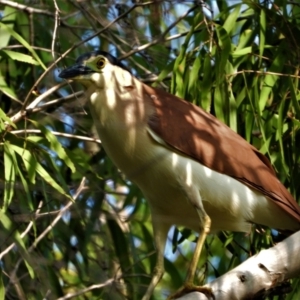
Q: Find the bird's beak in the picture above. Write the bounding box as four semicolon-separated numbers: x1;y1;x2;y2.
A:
59;64;93;79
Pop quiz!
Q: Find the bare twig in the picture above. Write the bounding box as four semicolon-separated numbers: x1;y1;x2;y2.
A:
120;5;200;60
56;279;115;300
2;44;58;53
8;178;87;288
9;82;68;123
11;129;101;144
0;0;54;16
0;201;43;260
51;0;61;60
227;70;300;79
21;1;156;109
30;91;84;113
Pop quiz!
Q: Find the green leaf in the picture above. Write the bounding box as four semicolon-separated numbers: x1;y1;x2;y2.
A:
215;25;232;83
223;4;241;34
0;107;17;130
107;219;133;296
164;257;183;289
154;60;175;87
277;94;287;164
9;144;72;201
289;77;300;118
0;70;20;103
188;56;201;94
223;233;234;248
199;54;213;111
0;269;4;300
259;9;266;66
3;143;16;210
229;89;237;132
0;50;40;65
171;12;198;98
29;120;76;173
214;86;225;123
245;104;254;142
291;118;300;127
0;22;46;70
174;55;187;98
9;145;33;209
236;29;253;50
232;46;252;57
0;6;17;48
259;45;284;112
0;210;34;278
11;144;37;184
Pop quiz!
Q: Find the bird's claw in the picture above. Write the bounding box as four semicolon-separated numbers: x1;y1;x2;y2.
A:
167;283;213;299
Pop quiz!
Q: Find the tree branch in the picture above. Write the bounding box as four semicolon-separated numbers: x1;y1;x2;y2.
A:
177;231;300;299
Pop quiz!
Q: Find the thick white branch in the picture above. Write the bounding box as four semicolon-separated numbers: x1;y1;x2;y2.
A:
178;230;300;300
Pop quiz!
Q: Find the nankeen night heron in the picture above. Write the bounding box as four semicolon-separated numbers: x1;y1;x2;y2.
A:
59;51;300;300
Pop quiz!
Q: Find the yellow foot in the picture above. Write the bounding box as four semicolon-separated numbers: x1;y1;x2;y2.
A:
167;283;213;299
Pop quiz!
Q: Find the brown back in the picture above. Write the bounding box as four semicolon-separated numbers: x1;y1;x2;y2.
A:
144;84;300;223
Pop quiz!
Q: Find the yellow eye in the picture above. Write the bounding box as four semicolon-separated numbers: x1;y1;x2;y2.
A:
96;58;106;69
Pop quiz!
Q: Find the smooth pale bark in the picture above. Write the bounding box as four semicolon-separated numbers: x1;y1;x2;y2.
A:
177;230;300;300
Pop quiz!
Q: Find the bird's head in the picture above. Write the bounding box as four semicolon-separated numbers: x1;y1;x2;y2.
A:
59;51;131;88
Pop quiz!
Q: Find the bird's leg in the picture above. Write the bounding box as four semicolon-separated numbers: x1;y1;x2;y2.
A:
168;187;212;299
142;215;170;300
186;213;211;284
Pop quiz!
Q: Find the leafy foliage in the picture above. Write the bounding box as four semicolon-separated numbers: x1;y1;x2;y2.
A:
0;0;300;299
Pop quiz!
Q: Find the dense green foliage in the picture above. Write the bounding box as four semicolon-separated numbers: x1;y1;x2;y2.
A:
0;0;300;299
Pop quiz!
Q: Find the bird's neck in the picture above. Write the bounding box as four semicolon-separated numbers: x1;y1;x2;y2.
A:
87;77;156;178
